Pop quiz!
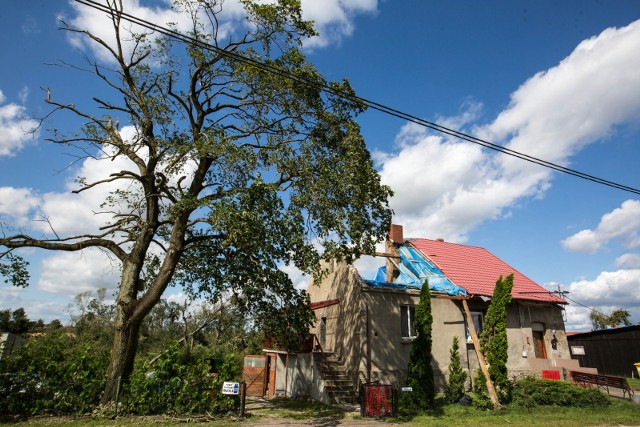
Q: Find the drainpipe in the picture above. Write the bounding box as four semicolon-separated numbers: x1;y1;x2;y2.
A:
366;304;371;383
285;353;289;398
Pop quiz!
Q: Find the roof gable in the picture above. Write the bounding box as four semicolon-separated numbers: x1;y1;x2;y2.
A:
408;238;565;304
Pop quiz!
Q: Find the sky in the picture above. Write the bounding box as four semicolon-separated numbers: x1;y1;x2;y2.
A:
1;0;640;332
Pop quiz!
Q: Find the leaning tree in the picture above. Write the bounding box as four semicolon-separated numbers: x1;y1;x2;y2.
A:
0;0;392;403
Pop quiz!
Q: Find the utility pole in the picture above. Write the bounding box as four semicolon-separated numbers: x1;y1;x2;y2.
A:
552;283;569;322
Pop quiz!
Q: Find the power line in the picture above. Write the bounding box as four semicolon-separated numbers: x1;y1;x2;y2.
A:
74;0;640;196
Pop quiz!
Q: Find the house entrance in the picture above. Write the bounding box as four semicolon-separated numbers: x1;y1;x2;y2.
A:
320;317;327;349
531;322;547;359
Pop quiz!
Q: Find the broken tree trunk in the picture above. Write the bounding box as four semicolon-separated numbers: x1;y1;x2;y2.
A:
461;299;501;410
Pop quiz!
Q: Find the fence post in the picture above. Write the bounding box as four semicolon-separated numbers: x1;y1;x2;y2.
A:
240;380;246;418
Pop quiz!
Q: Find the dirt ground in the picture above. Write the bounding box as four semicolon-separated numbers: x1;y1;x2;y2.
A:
241;400;399;426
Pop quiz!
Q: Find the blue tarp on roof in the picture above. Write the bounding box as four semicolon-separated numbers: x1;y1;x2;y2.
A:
365;246;467;297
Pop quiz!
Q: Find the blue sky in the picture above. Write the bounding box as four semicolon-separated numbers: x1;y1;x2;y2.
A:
1;0;640;331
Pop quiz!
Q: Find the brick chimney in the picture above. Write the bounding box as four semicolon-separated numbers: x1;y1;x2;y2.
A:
385;224;403;282
389;224;404;243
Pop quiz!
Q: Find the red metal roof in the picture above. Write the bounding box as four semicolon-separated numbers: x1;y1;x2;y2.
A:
408;238;566;304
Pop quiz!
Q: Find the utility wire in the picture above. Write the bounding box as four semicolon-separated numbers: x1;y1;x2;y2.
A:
562;294;621;320
74;0;640;196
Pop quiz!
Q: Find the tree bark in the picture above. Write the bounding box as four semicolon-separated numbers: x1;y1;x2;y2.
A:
101;306;142;405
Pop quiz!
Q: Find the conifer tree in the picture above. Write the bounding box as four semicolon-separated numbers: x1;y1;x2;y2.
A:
473;274;514;407
445;336;467;403
404;280;434;409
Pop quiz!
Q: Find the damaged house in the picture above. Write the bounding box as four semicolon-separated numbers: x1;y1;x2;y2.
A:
301;225;578;403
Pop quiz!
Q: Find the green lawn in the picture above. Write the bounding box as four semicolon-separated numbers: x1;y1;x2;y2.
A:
628;376;640;391
404;398;640;426
5;395;640;426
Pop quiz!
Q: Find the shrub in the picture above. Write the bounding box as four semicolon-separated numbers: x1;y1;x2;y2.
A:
444;336;467;403
0;331;109;416
403;280;434;410
121;343;241;415
511;378;610;408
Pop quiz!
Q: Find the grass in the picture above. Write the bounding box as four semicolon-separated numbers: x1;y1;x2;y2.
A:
3;394;639;426
403;397;640;426
627;376;640;391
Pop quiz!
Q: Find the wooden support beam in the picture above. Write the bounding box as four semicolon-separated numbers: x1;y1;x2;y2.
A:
374;251;401;259
461;299;502;410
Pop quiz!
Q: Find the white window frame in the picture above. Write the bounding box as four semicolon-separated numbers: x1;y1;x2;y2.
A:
465;311;484;343
400;305;416;339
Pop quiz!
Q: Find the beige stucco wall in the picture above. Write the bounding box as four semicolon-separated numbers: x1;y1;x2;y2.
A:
360;289;467;389
306;260;365;387
508;301;573;377
306;260;573;393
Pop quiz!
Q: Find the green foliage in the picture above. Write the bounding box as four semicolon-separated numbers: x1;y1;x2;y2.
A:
474;274;514;408
0;307;37;336
0;331;109;416
444;336;467;404
403;281;435;411
121;344;240;415
68;289;115;350
1;0;393;403
472;370;493;410
511;378;610;408
590;308;632;330
0;253;30;288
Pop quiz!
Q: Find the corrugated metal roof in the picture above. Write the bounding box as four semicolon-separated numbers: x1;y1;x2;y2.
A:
408;238;566;304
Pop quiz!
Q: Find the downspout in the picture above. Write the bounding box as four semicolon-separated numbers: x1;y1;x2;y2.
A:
284;353;289;398
366;304;371;383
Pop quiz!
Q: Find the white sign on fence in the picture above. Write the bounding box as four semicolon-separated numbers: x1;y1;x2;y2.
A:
222;382;240;395
571;346;585;356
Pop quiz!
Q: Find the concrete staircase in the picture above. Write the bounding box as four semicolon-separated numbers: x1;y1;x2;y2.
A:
315;353;358;404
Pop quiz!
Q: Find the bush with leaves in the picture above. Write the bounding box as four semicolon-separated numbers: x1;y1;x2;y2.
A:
401;281;434;412
0;330;109;416
512;378;610;408
121;343;241;415
444;336;467;403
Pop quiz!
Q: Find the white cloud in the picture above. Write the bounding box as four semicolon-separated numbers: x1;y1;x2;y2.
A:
562;199;640;254
567;269;640;309
616;253;640;269
563;305;592;332
280;263;309;291
354;254;383;281
554;268;640;331
376;20;640;242
0;187;40;223
65;0;201;64
38;248;121;295
0;289;71;323
0;90;39;156
486;20;640;171
301;0;377;48
65;0;377;61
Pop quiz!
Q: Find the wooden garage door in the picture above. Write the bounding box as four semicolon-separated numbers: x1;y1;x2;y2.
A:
243;355;266;397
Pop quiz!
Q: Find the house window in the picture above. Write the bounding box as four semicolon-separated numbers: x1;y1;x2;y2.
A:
465;311;484;343
400;305;416;338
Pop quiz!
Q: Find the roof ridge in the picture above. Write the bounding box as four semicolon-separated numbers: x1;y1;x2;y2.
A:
406;237;488;251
